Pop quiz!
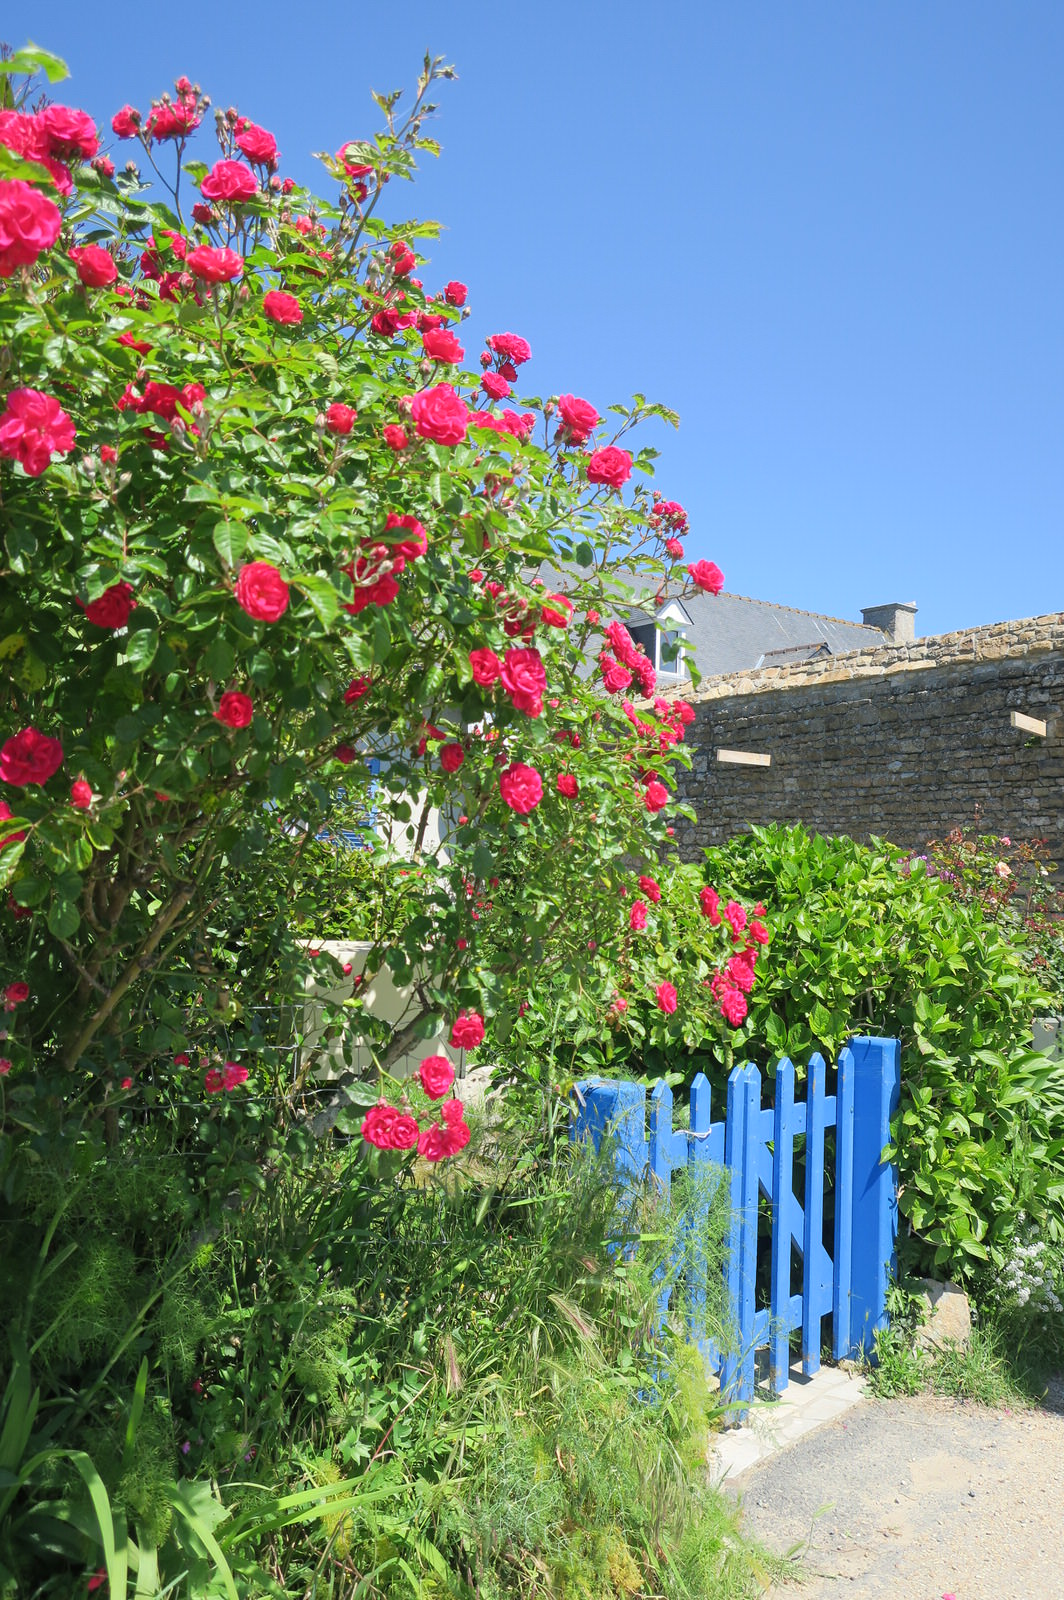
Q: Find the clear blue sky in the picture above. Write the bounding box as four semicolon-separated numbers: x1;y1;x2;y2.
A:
8;2;1063;638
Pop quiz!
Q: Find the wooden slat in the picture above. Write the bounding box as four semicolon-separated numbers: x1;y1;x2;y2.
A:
802;1053;827;1376
1010;710;1047;737
716;748;772;767
832;1047;856;1359
719;1065;748;1409
770;1058;796;1392
738;1065;761;1403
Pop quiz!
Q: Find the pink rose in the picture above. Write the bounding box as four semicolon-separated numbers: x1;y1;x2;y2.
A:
487;332;531;365
499;762;543;814
5;981;30;1006
111;105;141;139
720;988;747;1027
700;886;721;924
409;383;469;446
469;648;502;687
383;512;426;560
1;727;64;787
444;280;467;306
235;122;278;164
655;981;678;1014
639;876;661;903
556;393;599;443
343;675;372;704
422;327;464;363
540;594;573;629
68;245;117;288
665;538;684;560
687;560;724;594
481;372;511;400
0;389;75;476
325;401;357;435
418;1054;455;1099
556;773;578;798
145;98;202;142
586;446;632;489
389;239;416;275
630;900;648;931
200;160;258;203
214;691;254;729
440;743;464;773
77;582;135;629
235;561;290;622
500;647;546;717
644;780;669;813
39;105;99;160
383;424;409;450
262;289;302;324
450;1010;485;1050
186;245;244;283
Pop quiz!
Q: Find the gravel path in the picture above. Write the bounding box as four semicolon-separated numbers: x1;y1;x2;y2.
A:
729;1381;1064;1599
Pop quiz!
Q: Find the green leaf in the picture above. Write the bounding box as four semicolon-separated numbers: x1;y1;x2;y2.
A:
294;574;339;628
47;901;80;940
124;627;158;674
4;45;69;83
12;874;47;907
212;520;249;568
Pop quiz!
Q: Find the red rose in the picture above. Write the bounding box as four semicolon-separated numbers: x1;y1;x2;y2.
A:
0;389;75;476
325;402;357;435
186;245;243;283
749;919;769;945
419;1054;455;1099
262;289;302;324
655;981;678;1015
499;762;543;814
191;202;215;225
540;594;573;629
145;99;202;142
1;727;64;787
721;988;747;1027
235;561;289;622
409;383;469;446
235;122;278;164
0;801;26;848
687;559;724;594
449;1010;485;1050
383;424;408;450
500;647;546;717
68;245;117;288
422;328;464;363
111;105;141;139
371;306;414;337
440;743;464;773
77;582;135;629
334;745;357;764
343;675;372;704
469;648;501;687
556;393;600;443
70;779;93;809
94;157;116;179
117;331;152;355
700;886;721;925
200;160;258;203
418;1117;471;1160
630;900;648;931
600;658;633;695
444;280;467;306
487;332;531;365
481;372;511;400
389;239;416;275
586;446;632;489
214;691;254;729
665;538;684;560
644;780;669;813
639;875;662;903
383;512;426;559
4;981;29;1006
39;105;99;160
556;773;578;798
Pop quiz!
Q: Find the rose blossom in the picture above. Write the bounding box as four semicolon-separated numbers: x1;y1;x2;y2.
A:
655;981;678;1014
39;105;99;160
638;875;662;903
665;538;684;560
186;245;243;283
383;512;426;559
383;424;408;450
556;393;600;443
409;383;469;446
389;239;416;275
500;647;546;717
77;582;135;629
499;762;543;814
68;245;117;288
481;372;511;400
469;648;502;687
418;1116;471;1160
235;561;289;622
1;728;64;787
200;160;258;203
687;559;725;594
0;801;26;847
0;389;75;476
540;594;573;629
629;900;648;931
422;327;464;363
262;289;302;324
325;402;356;435
440;743;464;773
556;772;578;798
4;982;29;1007
723;900;747;936
749;919;769;945
450;1010;485;1050
235;122;278;164
487;332;531;365
720;988;748;1027
586;446;632;489
343;675;372;704
643;779;669;813
419;1054;456;1099
444;280;467;306
700;886;721;924
111;105;141;138
214;691;254;729
69;777;93;809
0;178;62;277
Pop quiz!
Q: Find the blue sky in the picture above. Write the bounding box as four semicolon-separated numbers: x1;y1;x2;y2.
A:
8;2;1063;638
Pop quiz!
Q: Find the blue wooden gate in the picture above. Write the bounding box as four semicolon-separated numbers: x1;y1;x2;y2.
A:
571;1036;900;1413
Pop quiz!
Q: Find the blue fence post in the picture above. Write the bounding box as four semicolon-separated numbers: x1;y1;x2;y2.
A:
832;1045;856;1360
802;1053;827;1376
847;1036;902;1358
718;1064;748;1408
687;1073;713;1368
571;1078;648;1185
769;1057;795;1392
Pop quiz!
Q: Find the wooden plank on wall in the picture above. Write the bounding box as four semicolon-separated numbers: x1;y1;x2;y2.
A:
1010;711;1047;737
716;748;772;767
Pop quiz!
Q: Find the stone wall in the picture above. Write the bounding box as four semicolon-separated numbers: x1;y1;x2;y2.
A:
672;612;1064;859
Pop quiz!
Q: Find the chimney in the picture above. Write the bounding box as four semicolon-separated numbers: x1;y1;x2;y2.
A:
861;601;917;644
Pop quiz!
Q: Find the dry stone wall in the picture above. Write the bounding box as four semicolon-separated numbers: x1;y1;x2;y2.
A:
672;613;1064;859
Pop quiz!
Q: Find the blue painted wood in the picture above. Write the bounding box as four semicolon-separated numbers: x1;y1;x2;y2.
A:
686;1074;714;1367
571;1078;647;1184
832;1046;856;1360
737;1065;761;1404
802;1053;827;1375
770;1057;795;1391
718;1064;748;1407
648;1079;674;1197
848;1036;902;1356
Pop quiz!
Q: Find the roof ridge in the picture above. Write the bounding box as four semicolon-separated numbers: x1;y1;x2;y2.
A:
715;591;885;631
